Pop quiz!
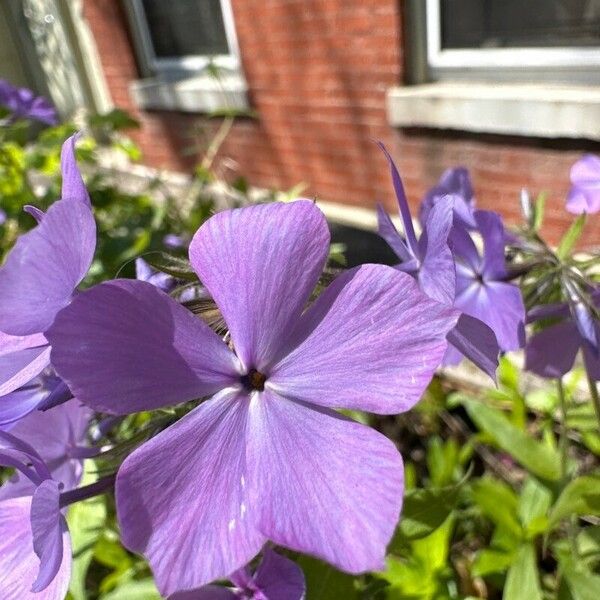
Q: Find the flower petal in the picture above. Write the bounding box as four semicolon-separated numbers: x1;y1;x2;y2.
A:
476;210;507;280
455;281;525;352
47;279;239;414
60;134;90;206
189;200;330;371
417;197;455;305
0;386;49;432
377;143;419;256
0;345;51;397
269;265;459;414
30;479;66;592
169;586;236;600
376;203;412;262
0;196;96;335
116;391;264;596
0;399;91;500
0;497;71;600
247;392;403;573
445;314;499;381
525;321;581;379
253;547;306;600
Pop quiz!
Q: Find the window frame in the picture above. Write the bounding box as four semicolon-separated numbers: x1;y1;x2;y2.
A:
419;0;600;82
126;0;242;76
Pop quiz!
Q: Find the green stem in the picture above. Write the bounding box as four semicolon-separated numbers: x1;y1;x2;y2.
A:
557;379;580;561
557;379;569;481
586;368;600;433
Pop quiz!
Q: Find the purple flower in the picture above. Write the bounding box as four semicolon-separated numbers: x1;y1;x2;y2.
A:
164;233;187;249
376;145;499;380
135;257;179;294
0;209;6;226
526;290;600;380
0;401;91;598
419;166;477;232
47;200;459;595
170;547;305;600
566;154;600;215
0;135;94;426
450;210;525;354
0;80;58;125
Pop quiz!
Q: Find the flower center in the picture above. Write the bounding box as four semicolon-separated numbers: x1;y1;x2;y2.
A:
241;369;267;392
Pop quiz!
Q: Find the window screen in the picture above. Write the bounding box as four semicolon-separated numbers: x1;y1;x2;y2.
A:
141;0;229;58
440;0;600;49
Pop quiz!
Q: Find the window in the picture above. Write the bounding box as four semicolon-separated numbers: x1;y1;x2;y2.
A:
124;0;248;113
410;0;600;84
127;0;241;76
388;0;600;139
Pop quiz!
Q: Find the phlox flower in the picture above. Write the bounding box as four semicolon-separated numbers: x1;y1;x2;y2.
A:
525;290;600;380
375;145;499;380
566;154;600;215
0;400;91;599
47;200;459;596
449;210;526;357
170;547;305;600
0;79;58;125
0;135;95;426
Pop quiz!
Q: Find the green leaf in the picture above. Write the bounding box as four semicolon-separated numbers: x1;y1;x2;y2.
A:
392;481;461;542
518;477;552;535
67;462;107;600
472;548;516;577
533;192;547;232
460;397;562;481
143;251;199;281
297;555;357;600
557;214;586;259
549;474;600;528
503;544;543;600
100;579;161;600
471;477;522;538
558;553;600;600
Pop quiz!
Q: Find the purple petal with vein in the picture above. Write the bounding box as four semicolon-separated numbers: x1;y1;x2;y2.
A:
0;497;71;600
0;196;95;335
0;399;91;500
446;314;499;381
476;210;507;280
455;280;525;352
190;200;330;371
30;479;66;592
377;143;419;255
116;391;265;596
376;203;411;262
0;385;50;432
269;265;458;414
60;134;90;206
247;392;403;573
417;198;456;305
0;345;51;397
47;279;240;414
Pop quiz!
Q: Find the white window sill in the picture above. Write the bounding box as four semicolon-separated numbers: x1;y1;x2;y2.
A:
130;73;249;113
387;83;600;140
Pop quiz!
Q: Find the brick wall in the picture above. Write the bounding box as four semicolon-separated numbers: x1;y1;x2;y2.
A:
83;0;600;246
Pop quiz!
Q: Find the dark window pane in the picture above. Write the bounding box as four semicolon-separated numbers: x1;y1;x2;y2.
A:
440;0;600;49
141;0;229;58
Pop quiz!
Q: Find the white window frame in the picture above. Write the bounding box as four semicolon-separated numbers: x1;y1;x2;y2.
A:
425;0;600;71
128;0;242;75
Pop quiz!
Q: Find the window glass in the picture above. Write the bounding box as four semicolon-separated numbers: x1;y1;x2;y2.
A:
440;0;600;49
141;0;229;58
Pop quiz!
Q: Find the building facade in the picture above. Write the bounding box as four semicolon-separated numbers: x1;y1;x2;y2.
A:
4;0;600;245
